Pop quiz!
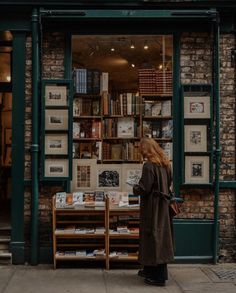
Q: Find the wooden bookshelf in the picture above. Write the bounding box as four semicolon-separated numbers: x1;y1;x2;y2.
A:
52;196;140;269
52;196;107;269
72;90;173;162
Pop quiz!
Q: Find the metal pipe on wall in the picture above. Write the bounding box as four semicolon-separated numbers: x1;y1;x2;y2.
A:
31;7;39;265
213;13;221;265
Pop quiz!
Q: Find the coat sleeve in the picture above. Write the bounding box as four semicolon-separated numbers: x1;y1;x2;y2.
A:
133;162;155;196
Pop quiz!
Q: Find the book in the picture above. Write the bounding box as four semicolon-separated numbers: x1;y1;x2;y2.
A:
94;191;105;202
55;192;67;208
73;122;81;139
100;72;109;93
107;191;120;205
161;100;172;116
117;118;134;138
66;193;73;205
72;192;84;204
162;120;173;138
91;121;101;139
73;97;82;117
79;142;92;159
111;144;122;160
151;102;162;116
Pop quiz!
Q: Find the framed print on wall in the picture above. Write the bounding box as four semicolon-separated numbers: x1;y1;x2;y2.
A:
45;85;67;106
184;96;210;119
96;164;122;191
71;159;97;191
184;125;207;152
45;159;69;178
45;109;68;130
185;156;209;184
122;164;143;192
45;133;68;155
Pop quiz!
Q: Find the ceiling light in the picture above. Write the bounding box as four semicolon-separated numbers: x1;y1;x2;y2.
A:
130;42;135;49
159;64;163;70
111;48;115;52
131;64;135;68
144;41;149;50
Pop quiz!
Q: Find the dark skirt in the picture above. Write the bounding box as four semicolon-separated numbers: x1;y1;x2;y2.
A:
143;264;168;281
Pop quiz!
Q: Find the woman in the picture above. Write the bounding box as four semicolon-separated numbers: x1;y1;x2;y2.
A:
133;138;174;287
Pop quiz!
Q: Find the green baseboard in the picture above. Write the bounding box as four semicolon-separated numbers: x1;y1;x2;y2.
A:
10;242;25;264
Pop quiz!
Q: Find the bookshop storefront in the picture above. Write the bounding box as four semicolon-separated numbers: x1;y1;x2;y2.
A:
1;3;235;266
26;9;223;266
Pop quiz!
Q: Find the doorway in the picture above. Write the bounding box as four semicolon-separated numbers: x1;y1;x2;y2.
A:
0;31;12;231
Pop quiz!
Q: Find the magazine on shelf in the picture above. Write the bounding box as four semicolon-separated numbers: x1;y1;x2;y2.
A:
55;192;67;208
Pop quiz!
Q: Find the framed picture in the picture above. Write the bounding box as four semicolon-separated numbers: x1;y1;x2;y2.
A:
71;159;97;191
45;109;68;130
96;164;122;190
184;96;210;119
4;146;12;166
45;159;69;178
184;125;207;152
117;118;134;138
122;164;143;192
45;85;67;106
5;128;12;145
185;156;209;184
45;134;68;155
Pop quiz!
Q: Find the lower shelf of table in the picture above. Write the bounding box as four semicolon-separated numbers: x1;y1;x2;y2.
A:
55;255;106;261
109;256;138;262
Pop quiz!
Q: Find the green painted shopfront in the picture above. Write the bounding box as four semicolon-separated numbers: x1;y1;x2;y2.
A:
0;0;236;266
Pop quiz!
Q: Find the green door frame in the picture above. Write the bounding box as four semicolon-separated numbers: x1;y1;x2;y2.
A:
10;31;27;264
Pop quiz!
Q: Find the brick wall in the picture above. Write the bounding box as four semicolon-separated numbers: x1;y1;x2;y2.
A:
180;33;236;262
24;32;66;247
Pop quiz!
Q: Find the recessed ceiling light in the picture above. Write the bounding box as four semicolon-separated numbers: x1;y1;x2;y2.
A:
144;41;148;50
131;64;135;68
111;48;115;52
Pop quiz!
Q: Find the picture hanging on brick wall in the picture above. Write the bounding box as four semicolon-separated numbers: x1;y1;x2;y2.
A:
45;133;68;155
184;125;207;152
184;96;210;119
185;156;209;184
45;109;68;130
45;159;69;178
45;85;67;106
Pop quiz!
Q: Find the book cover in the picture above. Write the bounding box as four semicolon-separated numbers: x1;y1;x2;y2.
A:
73;122;81;139
55;192;67;208
117;117;134;138
161;100;172;116
100;72;109;93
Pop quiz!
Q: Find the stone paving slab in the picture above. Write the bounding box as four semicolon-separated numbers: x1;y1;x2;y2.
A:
1;265;236;293
183;283;236;293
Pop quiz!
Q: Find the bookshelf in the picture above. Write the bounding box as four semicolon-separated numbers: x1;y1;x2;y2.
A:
52;196;108;269
52;195;140;269
73;91;173;163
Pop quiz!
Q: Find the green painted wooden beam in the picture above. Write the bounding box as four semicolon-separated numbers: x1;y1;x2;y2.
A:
11;31;26;264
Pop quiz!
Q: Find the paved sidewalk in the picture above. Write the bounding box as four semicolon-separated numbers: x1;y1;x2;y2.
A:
1;264;236;293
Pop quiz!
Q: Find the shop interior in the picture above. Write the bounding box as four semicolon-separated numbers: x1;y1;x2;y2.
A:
0;31;12;227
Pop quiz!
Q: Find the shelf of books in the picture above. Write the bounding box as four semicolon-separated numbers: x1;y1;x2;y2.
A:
53;191;140;269
53;192;107;269
72;68;173;163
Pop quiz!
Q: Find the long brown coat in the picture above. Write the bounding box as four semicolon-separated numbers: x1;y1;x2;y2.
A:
133;161;174;265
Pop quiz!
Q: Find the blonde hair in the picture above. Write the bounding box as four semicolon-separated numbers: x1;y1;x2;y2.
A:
140;138;170;167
